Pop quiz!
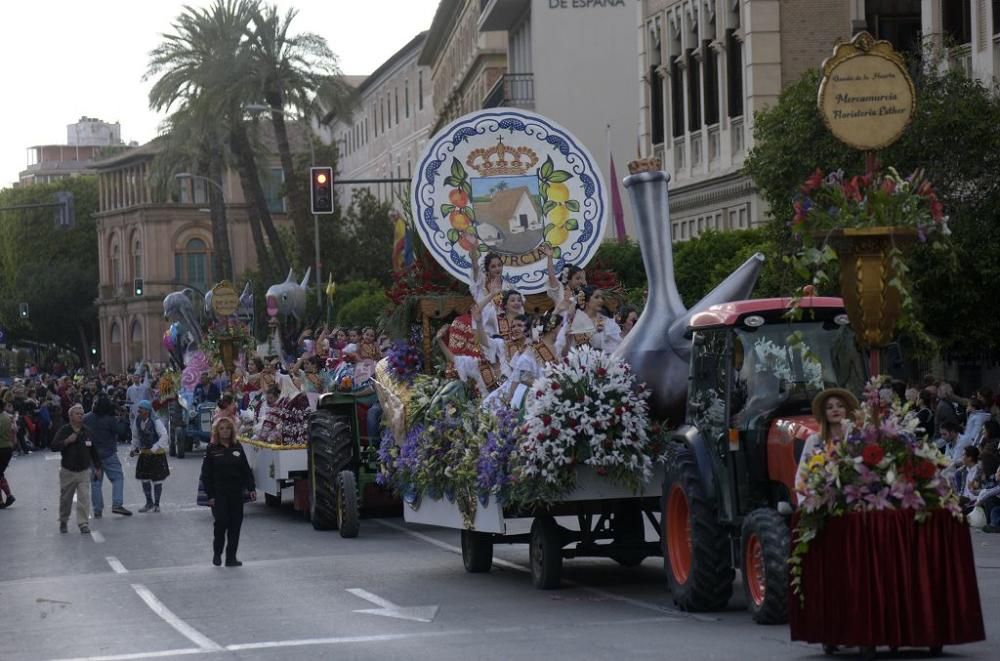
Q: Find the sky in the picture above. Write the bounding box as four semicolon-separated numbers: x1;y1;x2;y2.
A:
0;0;441;188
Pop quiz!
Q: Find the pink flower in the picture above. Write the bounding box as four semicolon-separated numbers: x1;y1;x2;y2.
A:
801;168;824;193
880;178;896;194
864;487;891;510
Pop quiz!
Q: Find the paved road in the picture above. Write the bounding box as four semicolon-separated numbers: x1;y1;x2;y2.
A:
0;446;996;661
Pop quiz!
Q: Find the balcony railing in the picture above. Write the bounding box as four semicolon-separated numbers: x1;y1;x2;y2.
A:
483;73;535;110
730;116;745;156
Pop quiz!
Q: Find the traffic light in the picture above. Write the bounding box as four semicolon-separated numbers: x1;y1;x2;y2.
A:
310;166;334;214
54;191;75;228
18;302;29;319
134;278;144;297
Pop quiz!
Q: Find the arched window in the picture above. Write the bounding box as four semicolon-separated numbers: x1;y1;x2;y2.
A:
130;320;143;345
132;236;142;279
111;242;122;288
174;237;211;291
110;322;122;344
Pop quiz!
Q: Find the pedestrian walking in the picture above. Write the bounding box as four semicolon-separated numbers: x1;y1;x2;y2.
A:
0;397;17;509
200;416;255;567
129;400;169;512
51;404;102;533
85;395;132;518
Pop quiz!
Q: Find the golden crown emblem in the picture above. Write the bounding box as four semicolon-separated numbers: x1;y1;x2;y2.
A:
465;137;539;177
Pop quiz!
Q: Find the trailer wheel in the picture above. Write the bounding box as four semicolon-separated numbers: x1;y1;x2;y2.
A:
662;445;734;611
530;516;563;589
264;492;281;508
461;529;493;573
611;503;647;567
336;470;360;538
308;411;352;531
175;429;186;459
741;508;790;624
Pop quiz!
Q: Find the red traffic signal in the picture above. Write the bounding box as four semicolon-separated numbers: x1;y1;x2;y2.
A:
310;166;334;214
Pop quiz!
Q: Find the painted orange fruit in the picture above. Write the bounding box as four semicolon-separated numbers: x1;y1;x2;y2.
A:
449;189;469;208
449;211;471;231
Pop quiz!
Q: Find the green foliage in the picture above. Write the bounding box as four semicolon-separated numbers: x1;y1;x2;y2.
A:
327;279;386;329
0;177;99;356
321;189;393;287
744;66;1000;358
592;240;646;290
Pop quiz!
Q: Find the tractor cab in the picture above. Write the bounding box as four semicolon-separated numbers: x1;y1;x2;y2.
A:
685;297;866;521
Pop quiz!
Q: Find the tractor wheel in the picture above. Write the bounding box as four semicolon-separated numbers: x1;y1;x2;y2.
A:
740;508;790;624
175;429;186;459
529;516;563;589
264;492;281;508
461;529;494;573
662;446;734;612
336;470;360;538
308;411;352;531
610;502;647;567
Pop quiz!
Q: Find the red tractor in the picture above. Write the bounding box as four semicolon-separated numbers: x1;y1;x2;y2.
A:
662;296;867;624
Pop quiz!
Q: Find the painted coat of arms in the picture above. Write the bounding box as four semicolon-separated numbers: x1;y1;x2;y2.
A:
412;110;607;293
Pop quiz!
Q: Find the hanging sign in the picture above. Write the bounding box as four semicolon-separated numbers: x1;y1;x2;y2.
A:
411;109;607;294
817;31;916;151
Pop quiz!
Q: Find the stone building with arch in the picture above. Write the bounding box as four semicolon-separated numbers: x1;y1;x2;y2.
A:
93;139;294;373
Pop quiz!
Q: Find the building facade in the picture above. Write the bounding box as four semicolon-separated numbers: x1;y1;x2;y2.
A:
479;0;641;239
639;0;999;241
421;0;509;134
19;116;125;186
93;142;292;373
327;33;435;208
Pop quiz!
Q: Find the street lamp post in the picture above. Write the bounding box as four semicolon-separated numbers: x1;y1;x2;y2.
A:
245;103;322;306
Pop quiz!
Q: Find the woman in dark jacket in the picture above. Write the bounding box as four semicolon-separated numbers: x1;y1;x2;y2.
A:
200;417;255;567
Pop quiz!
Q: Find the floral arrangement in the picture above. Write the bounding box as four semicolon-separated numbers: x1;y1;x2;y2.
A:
511;346;664;505
386;339;423;384
792;166;949;238
203;318;254;369
476;406;521;506
789;376;961;603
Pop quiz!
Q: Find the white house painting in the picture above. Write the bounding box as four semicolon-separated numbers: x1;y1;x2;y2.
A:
471;176;545;255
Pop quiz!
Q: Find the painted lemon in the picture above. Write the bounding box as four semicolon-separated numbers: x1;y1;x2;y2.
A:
545;225;569;246
548;205;569;227
449;211;471;231
548;182;570;203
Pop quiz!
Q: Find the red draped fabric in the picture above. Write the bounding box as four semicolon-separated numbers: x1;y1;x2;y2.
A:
789;509;985;648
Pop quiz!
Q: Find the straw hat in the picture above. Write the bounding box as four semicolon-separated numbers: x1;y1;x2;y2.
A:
811;388;860;422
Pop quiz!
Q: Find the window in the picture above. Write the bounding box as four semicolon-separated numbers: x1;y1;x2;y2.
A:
405;80;410;118
175;237;211;291
261;167;285;214
130;320;142;345
943;0;972;44
382;97;386;132
687;49;701;131
373;104;378;137
726;29;743;118
670;57;684;138
132;238;142;280
110;322;121;344
703;41;719;125
395;88;400;124
365;117;369;143
111;242;122;288
994;0;1000;35
418;71;424;110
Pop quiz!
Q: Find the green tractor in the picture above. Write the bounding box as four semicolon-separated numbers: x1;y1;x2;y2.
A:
307;392;395;537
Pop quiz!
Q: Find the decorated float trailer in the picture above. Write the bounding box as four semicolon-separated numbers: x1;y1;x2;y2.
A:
386;112;868;622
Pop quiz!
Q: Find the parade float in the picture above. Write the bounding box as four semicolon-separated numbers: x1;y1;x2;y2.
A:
362;108;870;609
783;32;983;656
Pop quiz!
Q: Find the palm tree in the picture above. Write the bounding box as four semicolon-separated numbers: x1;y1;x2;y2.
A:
146;0;289;283
246;3;354;269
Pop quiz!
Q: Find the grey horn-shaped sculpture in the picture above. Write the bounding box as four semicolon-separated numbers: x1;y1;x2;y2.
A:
612;163;764;424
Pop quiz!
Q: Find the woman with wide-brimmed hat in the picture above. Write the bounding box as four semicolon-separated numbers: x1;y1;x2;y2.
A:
795;388;860;503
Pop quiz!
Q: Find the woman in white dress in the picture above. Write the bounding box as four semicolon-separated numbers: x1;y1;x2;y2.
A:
569;286;621;353
467;241;506;337
795;388;860;504
539;243;587;315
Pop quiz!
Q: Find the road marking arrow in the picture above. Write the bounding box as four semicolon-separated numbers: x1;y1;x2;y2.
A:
346;588;439;623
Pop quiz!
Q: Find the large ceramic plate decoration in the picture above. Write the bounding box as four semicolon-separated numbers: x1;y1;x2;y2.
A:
411;109;607;294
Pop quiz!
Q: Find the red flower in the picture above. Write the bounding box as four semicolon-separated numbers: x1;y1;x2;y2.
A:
928;194;944;221
801;168;824;193
862;443;884;466
551;382;560;390
880;178;896;194
843;176;863;202
542;415;552;426
595;467;608;476
914;460;937;480
595;367;607;378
